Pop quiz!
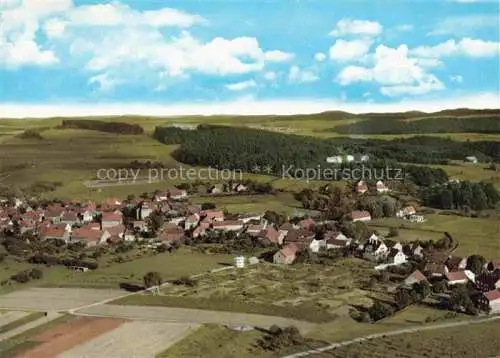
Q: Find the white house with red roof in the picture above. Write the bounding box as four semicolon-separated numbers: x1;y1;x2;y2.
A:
39;226;70;242
376;180;390;193
273;244;298;265
480;289;500;313
168;188;187;200
445;270;472;285
356;181;368;194
101;211;122;228
71;228;109;246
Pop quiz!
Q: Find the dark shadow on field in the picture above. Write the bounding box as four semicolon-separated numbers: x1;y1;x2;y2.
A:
119;282;144;292
217;262;233;267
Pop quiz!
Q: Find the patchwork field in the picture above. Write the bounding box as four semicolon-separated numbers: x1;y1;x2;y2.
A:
58;320;197;358
115;259;379;323
370;213;500;258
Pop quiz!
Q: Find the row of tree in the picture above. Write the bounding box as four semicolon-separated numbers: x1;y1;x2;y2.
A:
420;181;500;210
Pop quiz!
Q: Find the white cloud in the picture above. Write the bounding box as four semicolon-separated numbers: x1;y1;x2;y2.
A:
337;44;445;97
43;18;66;38
0;0;71;67
226;79;257;91
264;71;277;81
428;15;499;36
450;75;464;83
67;3;205;28
411;38;500;58
329;39;373;61
329;19;382;37
314;52;326;62
89;72;120;91
288;65;319;83
396;24;413;32
263;50;294;62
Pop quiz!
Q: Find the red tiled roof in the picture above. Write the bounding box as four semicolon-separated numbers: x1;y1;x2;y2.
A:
102;212;122;221
72;228;102;242
280;244;298;257
202;210;224;221
350;210;371;219
40;227;66;238
446;271;468;282
484;289;500;301
213;220;243;227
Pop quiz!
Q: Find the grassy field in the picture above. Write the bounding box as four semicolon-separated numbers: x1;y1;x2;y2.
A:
114;259;378;323
157;324;270;358
370;213;500;258
190;192;307;215
0;247;232;292
308;320;500;358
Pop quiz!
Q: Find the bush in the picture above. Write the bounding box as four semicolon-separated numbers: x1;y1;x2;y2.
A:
172;276;197;287
257;325;305;351
28;268;43;280
11;271;30;284
388;227;399;238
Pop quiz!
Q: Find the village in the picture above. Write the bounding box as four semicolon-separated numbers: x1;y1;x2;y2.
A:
0;176;499;322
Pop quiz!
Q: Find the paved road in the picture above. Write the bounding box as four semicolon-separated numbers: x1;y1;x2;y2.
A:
283;315;500;357
75;304;316;332
0;312;61;342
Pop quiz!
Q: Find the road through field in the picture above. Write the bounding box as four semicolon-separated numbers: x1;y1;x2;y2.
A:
75;303;316;332
283;315;500;357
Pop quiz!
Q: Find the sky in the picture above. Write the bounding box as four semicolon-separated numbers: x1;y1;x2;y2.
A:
0;0;499;116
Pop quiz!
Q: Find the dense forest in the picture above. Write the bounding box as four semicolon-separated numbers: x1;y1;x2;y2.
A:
60;119;144;134
332;115;500;134
420;181;500;210
153;125;496;185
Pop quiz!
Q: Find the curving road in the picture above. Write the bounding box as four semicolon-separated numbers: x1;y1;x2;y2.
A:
282;315;500;357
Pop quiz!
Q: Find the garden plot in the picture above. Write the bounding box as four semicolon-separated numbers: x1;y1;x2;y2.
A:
161;259;375;315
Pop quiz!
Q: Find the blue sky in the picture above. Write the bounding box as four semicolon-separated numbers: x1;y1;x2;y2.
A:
0;0;499;116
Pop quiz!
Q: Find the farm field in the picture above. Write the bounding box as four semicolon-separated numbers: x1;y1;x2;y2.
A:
370;213;500;258
0;288;124;311
159;323;270;358
190;192;306;215
114;259;378;323
58;320;197;358
309;320;500;358
0;247;233;293
0;311;45;335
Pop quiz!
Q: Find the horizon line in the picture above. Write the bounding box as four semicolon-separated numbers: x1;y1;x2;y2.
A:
0;94;499;118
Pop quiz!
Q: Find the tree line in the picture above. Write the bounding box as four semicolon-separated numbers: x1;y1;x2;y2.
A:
420;181;500;210
59;119;144;134
153;125;496;184
332;115;500;135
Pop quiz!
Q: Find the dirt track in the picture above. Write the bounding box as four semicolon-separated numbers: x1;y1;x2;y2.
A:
58;321;197;358
0;311;28;326
0;288;124;311
76;304;316;332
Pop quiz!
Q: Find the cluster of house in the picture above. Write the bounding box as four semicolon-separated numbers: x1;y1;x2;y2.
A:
326;154;370;164
0;188;189;247
355;180;389;194
403;255;500;313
